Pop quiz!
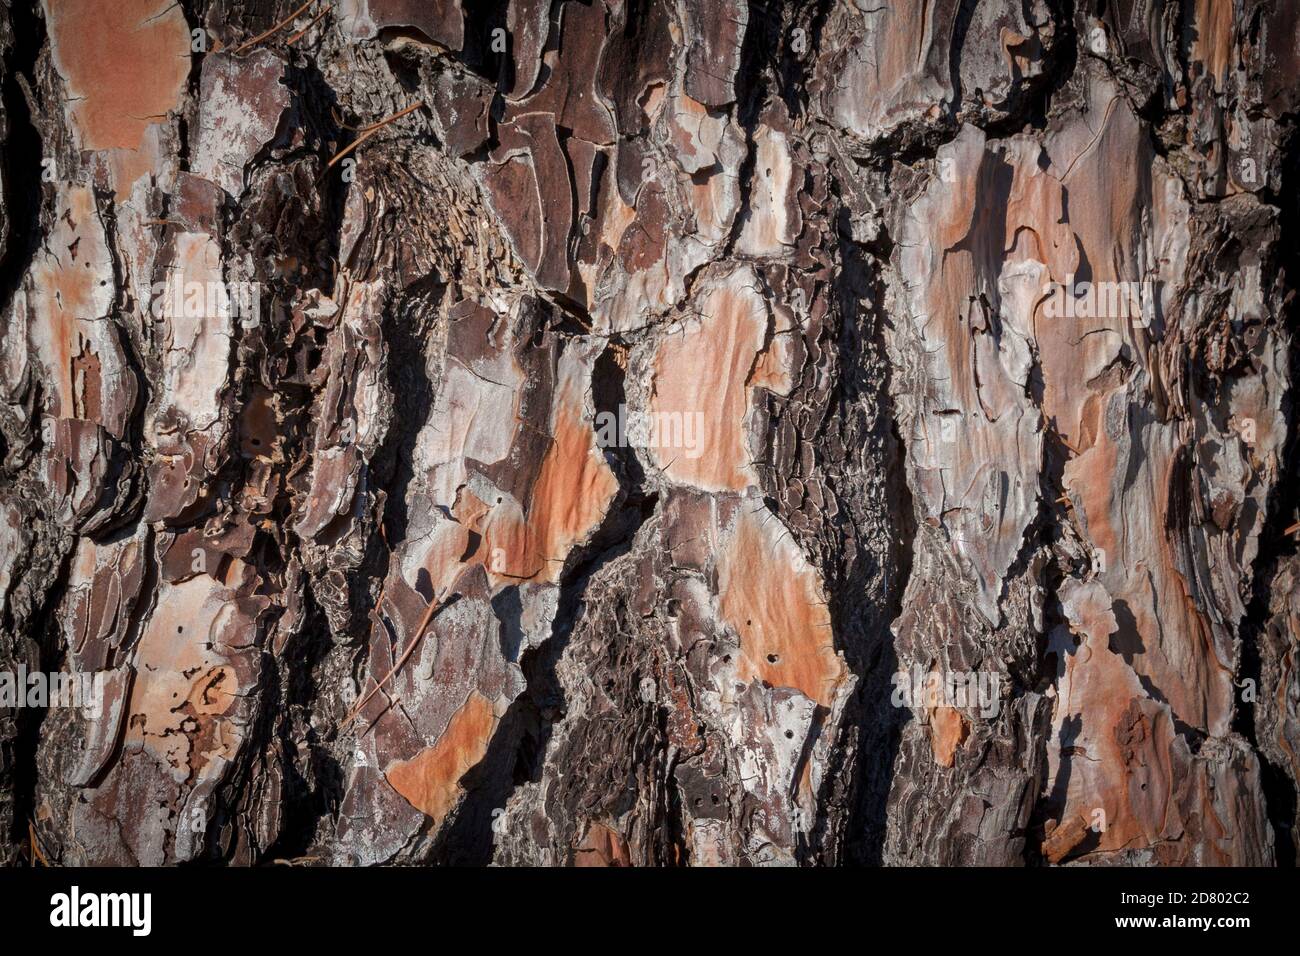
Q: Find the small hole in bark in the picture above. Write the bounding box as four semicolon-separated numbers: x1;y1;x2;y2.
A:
767;653;780;664
710;794;720;805
785;730;794;739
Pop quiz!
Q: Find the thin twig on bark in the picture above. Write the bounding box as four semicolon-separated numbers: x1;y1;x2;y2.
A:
28;821;47;867
326;101;425;170
341;588;456;732
286;6;330;45
232;0;316;55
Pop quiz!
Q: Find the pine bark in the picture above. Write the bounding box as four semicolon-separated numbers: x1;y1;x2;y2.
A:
0;0;1297;866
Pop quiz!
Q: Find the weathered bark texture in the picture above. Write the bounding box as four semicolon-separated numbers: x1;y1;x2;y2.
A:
1;0;1298;866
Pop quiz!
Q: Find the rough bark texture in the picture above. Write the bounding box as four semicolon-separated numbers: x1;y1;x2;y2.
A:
0;0;1297;867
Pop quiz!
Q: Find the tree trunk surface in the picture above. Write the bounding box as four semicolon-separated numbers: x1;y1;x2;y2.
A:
0;0;1297;867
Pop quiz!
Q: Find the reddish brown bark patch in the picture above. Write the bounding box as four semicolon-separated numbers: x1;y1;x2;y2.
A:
718;504;845;707
650;269;770;492
930;706;968;768
385;692;496;823
44;0;190;193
